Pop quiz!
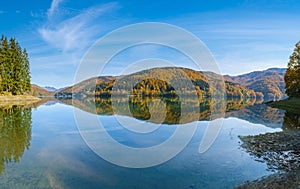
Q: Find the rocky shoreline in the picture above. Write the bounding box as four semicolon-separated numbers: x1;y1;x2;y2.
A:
236;129;300;188
236;170;300;189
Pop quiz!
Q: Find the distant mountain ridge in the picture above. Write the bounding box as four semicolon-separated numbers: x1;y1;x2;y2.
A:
43;86;69;93
43;86;57;92
224;68;286;101
30;84;55;97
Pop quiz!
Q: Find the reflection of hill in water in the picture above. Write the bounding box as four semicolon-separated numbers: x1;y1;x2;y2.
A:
60;97;286;127
0;105;32;174
225;103;285;127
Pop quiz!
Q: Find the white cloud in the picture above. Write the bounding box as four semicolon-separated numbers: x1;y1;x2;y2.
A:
39;2;118;52
28;1;125;87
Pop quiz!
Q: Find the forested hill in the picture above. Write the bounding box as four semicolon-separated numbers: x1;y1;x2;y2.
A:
56;67;286;101
30;84;55;97
56;67;258;100
224;68;286;101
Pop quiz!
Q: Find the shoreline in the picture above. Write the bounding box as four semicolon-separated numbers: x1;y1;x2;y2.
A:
237;130;300;188
0;95;41;106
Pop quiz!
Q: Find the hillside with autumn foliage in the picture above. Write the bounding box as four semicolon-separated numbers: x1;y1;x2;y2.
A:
224;68;286;101
55;67;287;101
56;67;259;100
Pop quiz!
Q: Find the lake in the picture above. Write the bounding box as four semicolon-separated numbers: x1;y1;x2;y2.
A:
0;97;295;189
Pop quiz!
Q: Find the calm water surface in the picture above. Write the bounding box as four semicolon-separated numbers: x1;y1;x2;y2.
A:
0;99;288;188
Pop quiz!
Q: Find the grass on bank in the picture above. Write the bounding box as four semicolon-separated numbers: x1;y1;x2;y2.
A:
0;93;41;106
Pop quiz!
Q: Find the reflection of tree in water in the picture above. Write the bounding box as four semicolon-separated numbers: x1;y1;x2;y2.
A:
63;97;286;126
226;103;285;128
0;106;32;174
128;97;182;124
282;111;300;130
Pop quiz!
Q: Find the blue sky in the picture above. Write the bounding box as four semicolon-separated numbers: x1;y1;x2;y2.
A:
1;0;300;88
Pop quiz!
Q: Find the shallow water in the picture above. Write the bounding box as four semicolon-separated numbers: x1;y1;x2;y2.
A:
0;99;286;188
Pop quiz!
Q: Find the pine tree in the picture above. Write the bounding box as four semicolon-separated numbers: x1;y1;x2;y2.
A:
22;49;31;92
10;38;22;95
0;35;4;92
0;34;31;95
0;37;11;93
285;42;300;97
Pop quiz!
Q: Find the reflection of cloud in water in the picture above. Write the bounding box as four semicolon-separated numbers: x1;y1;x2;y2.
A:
38;138;116;186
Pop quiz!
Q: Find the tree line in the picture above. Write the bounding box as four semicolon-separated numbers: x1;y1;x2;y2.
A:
285;41;300;97
0;35;30;95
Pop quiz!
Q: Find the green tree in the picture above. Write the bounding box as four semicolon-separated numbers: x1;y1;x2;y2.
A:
0;37;11;93
9;38;22;94
22;49;31;92
285;42;300;97
0;35;31;95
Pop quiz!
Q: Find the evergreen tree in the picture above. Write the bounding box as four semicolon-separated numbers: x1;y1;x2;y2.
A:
10;38;22;95
0;34;31;95
285;42;300;97
0;36;3;92
22;49;31;92
0;37;11;93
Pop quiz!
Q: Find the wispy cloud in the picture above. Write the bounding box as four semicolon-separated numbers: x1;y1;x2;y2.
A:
29;1;121;87
38;1;118;52
48;0;64;18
